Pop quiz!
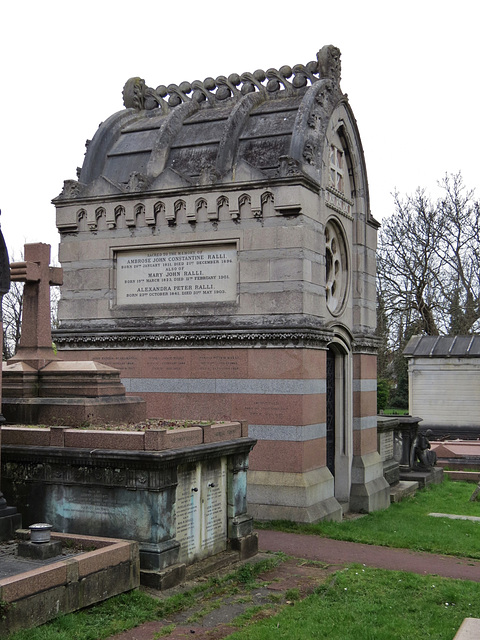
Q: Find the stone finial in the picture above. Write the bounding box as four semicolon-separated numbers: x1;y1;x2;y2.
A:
316;45;341;84
123;77;159;111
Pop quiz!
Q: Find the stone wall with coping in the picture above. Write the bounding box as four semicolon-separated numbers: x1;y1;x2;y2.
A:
1;421;246;450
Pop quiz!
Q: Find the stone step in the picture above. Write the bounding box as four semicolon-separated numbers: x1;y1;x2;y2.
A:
454;617;480;639
389;480;419;503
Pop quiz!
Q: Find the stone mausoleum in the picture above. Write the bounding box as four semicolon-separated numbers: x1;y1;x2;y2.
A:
53;45;389;521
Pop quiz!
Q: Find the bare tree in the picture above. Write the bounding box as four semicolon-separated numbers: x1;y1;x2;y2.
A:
2;280;23;360
377;173;480;347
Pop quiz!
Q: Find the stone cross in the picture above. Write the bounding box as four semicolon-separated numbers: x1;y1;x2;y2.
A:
9;243;63;370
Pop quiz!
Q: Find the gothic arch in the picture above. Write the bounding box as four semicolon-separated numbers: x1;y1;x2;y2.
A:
95;207;106;231
217;195;229;220
153;201;165;226
326;326;353;503
77;209;87;232
134;203;146;227
114;205;126;229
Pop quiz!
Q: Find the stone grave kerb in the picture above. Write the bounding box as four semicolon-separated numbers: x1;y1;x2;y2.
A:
8;243;63;370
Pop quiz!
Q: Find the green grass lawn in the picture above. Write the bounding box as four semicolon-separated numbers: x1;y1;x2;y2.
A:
257;476;480;558
7;479;480;640
227;565;480;640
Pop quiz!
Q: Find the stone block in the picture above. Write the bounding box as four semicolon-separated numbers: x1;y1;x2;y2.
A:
399;467;444;487
203;422;241;443
139;540;181;571
270;257;304;282
240;259;269;283
240;420;249;437
0;427;50;446
2;396;145;427
49;426;66;446
144;427;203;450
17;540;63;560
228;514;254;539
140;564;186;590
229;532;258;560
64;429;145;451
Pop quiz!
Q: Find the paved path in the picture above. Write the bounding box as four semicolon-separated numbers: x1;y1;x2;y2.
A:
258;530;480;582
106;532;480;639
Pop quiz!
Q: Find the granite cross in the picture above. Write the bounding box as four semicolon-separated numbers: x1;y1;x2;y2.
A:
9;243;63;369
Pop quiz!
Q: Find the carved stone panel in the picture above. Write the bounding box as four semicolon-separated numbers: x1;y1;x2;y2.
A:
175;457;227;564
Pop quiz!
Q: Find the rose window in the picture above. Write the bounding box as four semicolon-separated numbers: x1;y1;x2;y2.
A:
325;220;348;315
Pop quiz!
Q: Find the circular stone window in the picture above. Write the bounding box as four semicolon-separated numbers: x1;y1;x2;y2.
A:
325;220;348;315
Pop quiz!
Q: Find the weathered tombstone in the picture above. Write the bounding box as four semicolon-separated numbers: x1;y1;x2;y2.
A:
53;45;390;521
0;220;22;539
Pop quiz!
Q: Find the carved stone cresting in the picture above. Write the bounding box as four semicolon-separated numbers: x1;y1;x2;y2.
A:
123;46;342;112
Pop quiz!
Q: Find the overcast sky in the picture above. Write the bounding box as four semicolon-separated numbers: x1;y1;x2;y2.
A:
1;0;478;261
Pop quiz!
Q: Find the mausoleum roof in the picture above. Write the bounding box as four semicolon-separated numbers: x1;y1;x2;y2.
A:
56;46;358;201
404;335;480;358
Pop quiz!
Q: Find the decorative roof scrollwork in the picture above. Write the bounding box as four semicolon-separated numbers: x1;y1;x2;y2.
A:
123;46;341;112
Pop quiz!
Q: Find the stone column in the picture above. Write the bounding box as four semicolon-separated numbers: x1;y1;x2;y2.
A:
227;450;258;559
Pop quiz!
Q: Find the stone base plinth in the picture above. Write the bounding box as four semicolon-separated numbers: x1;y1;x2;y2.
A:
389;480;419;503
350;452;391;513
3;360;130;399
400;466;444;488
2;396;145;427
383;459;400;485
140;564;186;590
17;540;63;560
248;467;343;523
2;358;146;426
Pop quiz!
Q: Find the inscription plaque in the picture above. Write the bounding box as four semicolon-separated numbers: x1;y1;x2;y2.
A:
175;458;226;564
116;244;237;305
379;431;394;462
175;464;201;562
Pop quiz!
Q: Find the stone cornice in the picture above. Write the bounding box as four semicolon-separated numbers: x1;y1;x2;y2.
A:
54;327;336;350
352;333;381;353
2;439;256;491
54;173;321;208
